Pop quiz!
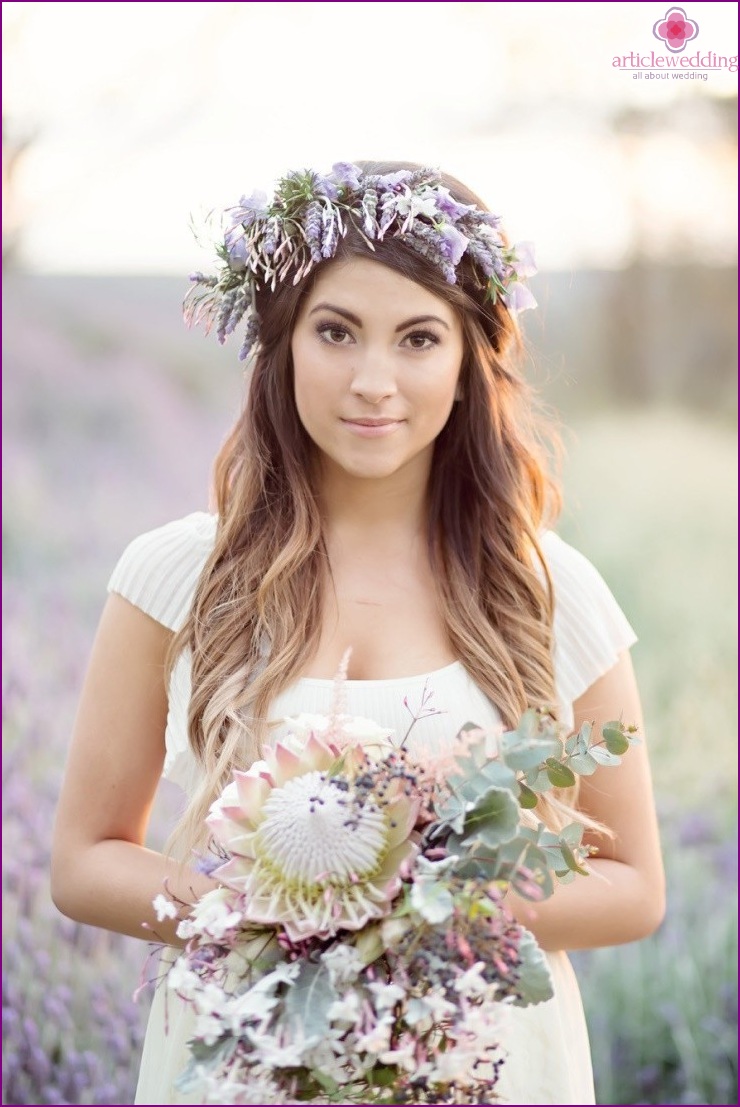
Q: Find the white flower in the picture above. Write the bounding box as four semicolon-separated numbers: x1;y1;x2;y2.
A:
246;1028;317;1068
252;961;301;992
227;986;279;1030
394;190;440;222
404;996;433;1029
193;1009;225;1046
193;981;227;1016
321;942;364;986
208;735;419;942
454;961;490;998
355;1017;393;1054
326;989;362;1026
380;1033;417;1072
182;887;243;941
367;980;405;1012
152;893;178;922
167;958;200;1001
423;988;458;1022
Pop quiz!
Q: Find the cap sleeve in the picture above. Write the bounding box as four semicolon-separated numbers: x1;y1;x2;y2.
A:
107;512;218;632
539;531;638;713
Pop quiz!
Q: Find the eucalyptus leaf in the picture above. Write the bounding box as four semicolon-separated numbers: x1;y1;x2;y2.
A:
568;751;598;776
559;842;590;875
409;878;455;925
603;726;630;755
559;822;585;849
283;961;338;1038
450;856;491;881
463;785;520;847
518;782;538;809
175;1036;238;1091
511;929;554;1006
524;767;551;793
545;758;576;788
479;759;518;790
499;729;561;771
564;732;579;756
589;745;622;767
578;720;593;745
434;789;467;833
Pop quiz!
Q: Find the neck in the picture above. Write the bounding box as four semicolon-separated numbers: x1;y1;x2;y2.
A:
316;457;431;545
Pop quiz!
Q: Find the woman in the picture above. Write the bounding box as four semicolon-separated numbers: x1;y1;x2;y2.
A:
51;161;665;1104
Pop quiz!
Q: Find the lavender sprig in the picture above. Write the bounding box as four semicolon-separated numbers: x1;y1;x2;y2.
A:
185;163;538;359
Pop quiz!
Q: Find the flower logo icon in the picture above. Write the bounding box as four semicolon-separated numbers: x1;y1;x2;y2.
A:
653;7;699;52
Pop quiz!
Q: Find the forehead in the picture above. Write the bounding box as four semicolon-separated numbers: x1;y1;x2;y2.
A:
298;256;458;322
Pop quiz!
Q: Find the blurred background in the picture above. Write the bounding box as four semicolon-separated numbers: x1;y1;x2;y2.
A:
3;2;737;1104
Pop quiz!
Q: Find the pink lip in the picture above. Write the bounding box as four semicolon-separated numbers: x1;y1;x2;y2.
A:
341;417;404;438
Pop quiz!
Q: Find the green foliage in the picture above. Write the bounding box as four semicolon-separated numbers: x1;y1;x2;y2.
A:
513;930;556;1007
432;713;639;903
283;961;338;1038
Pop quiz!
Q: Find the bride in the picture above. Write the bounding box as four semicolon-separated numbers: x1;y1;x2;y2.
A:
51;160;665;1104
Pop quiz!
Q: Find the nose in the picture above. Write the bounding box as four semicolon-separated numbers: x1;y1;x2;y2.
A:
349;352;398;405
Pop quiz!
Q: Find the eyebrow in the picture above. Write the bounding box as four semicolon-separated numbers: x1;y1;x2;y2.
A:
308;302;450;332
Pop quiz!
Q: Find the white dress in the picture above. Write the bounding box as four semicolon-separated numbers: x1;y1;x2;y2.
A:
108;512;637;1106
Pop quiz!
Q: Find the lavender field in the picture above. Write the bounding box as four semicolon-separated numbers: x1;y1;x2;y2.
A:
3;275;737;1105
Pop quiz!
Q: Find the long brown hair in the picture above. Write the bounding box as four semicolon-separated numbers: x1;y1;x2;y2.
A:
169;161;565;849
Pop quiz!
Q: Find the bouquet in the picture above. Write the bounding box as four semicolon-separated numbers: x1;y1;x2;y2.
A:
153;694;637;1105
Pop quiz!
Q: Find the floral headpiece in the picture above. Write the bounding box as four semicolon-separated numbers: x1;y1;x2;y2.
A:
185;162;538;361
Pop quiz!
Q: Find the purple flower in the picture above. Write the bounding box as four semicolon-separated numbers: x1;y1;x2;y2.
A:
361;189;379;236
503;280;538;313
224;229;248;272
229;190;269;227
465;240;495;278
314;175;339;201
510;240;537;279
321;207;340;258
377;169;413;190
330;162;363;191
434;190;473;221
437;224;470;266
239;315;261;361
304;201;323;263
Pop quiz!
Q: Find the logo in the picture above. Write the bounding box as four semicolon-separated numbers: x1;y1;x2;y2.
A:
653;7;699;53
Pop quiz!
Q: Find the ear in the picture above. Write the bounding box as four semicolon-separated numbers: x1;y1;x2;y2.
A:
454;380;464;402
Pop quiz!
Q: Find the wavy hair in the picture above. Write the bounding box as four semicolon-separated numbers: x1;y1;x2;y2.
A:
169;161;572;852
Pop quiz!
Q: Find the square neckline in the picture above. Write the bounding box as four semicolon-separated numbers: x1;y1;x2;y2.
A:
296;660;465;688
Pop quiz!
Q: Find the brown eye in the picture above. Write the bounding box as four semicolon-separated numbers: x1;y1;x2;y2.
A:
316;323;353;345
403;330;439;350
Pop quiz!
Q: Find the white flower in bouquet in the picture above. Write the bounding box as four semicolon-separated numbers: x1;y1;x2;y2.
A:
206;731;420;941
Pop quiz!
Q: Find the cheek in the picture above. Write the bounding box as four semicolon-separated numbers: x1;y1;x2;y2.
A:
292;343;335;431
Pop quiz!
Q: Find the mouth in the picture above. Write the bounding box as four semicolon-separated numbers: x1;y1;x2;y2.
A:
342;417;401;427
340;417;405;438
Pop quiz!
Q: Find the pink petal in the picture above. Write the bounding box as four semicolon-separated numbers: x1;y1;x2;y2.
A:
233;770;272;812
270;742;306;784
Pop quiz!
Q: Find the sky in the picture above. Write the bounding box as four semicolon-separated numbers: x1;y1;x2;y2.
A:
2;1;737;272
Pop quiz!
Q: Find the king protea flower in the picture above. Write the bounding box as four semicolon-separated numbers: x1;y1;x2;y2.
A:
207;732;420;941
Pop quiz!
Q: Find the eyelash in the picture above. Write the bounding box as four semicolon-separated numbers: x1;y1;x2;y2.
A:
315;322;440;350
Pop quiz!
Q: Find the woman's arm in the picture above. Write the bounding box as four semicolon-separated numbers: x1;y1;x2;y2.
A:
51;594;215;945
506;650;666;950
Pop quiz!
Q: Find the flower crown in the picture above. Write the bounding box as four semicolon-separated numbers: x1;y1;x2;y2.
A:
185;162;538;361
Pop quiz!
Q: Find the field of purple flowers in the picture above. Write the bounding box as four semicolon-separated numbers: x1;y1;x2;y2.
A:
3;275;737;1105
